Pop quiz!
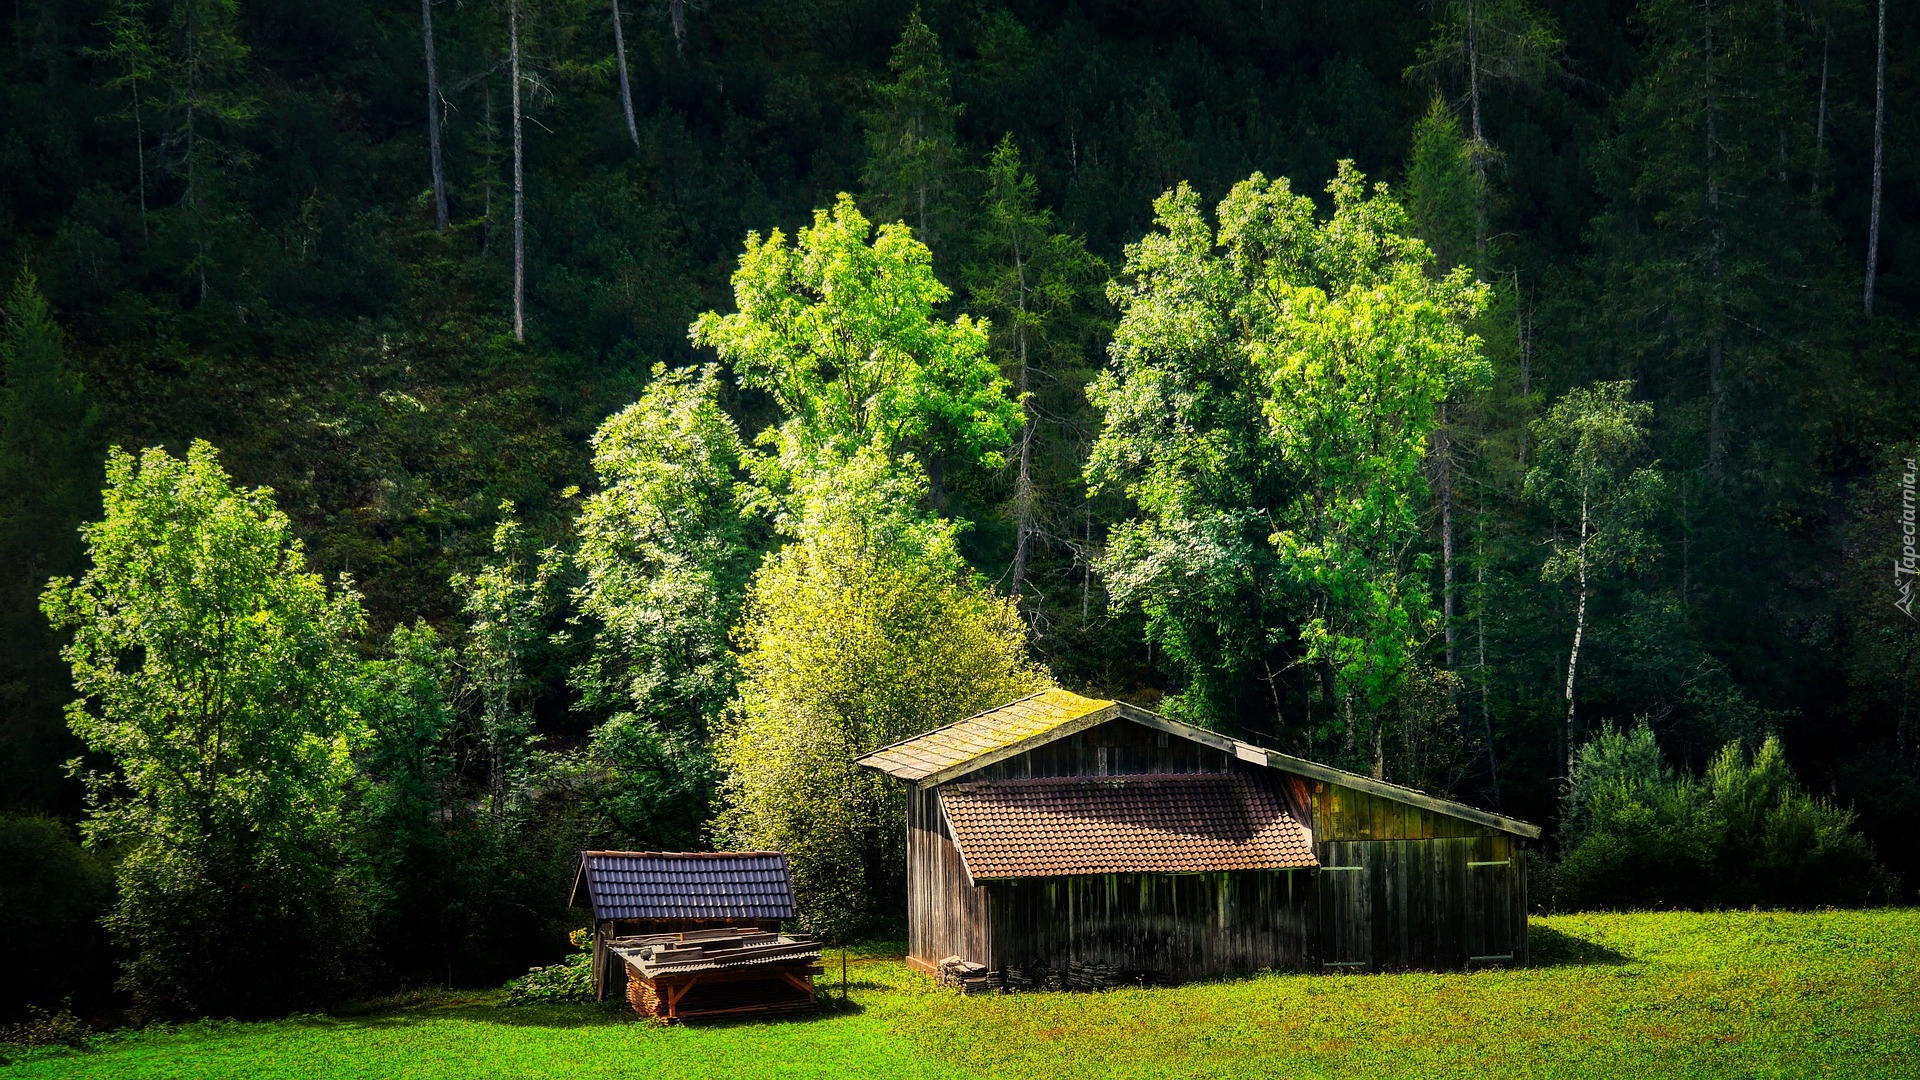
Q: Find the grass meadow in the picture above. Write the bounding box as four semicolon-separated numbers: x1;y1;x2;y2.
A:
5;909;1915;1079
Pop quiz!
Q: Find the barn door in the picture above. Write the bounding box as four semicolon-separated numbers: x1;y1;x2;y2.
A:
1465;837;1515;967
1318;845;1371;972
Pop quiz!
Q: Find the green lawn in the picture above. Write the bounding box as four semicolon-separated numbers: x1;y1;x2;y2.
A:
6;910;1916;1079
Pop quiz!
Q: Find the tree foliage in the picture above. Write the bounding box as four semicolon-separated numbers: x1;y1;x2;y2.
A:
714;455;1046;940
567;364;754;848
41;441;365;1017
691;193;1018;488
1089;164;1488;763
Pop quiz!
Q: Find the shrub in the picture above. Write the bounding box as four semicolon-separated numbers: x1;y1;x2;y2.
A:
0;815;114;1024
1554;723;1896;910
502;930;595;1005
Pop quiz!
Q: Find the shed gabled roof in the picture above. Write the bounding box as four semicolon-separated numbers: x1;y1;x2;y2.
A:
939;773;1318;881
571;851;797;922
857;690;1542;840
854;688;1118;782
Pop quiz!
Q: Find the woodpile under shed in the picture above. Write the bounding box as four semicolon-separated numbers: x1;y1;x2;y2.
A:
609;926;822;1022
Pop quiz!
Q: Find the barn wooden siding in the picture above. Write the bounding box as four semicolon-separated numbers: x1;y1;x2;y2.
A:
902;712;1531;979
1312;782;1528;970
986;870;1317;979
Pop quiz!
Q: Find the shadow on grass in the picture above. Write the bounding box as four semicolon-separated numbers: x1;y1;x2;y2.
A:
1528;923;1630;968
317;992;873;1033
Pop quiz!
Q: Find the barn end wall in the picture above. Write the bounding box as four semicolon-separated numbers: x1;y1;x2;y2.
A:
907;785;989;967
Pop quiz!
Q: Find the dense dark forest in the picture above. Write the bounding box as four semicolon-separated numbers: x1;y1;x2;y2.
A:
1;0;1916;1025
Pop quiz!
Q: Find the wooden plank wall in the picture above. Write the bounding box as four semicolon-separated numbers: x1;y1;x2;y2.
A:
985;870;1318;980
907;785;991;966
1317;834;1524;971
1312;781;1498;841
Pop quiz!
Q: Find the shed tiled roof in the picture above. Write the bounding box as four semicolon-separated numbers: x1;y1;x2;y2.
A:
572;851;797;922
938;773;1319;880
856;689;1115;781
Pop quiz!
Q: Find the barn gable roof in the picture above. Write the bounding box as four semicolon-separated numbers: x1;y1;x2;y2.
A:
571;851;797;922
854;688;1119;782
857;690;1541;840
939;773;1318;882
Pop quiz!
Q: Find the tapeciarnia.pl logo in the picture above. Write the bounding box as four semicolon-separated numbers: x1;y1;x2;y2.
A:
1900;457;1918;620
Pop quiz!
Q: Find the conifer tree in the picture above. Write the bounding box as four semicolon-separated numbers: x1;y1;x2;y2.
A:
862;11;961;253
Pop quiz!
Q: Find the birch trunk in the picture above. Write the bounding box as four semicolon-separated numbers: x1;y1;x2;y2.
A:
511;0;526;343
423;0;448;230
1563;485;1590;781
611;0;638;147
1866;0;1886;315
668;0;686;59
1477;529;1499;804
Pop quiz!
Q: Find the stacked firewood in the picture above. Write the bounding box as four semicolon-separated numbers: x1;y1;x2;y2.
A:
1064;959;1122;991
938;957;1150;994
627;975;663;1017
985;963;1055;992
935;956;990;994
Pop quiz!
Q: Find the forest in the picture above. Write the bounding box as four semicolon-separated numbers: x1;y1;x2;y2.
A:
0;0;1916;1029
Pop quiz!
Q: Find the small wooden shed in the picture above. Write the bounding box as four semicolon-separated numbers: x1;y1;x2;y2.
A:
610;927;822;1021
570;850;798;1001
855;689;1541;983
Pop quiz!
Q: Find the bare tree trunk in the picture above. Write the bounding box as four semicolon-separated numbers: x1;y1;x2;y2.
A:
1866;0;1886;315
423;0;449;230
1813;22;1829;199
1438;403;1455;671
611;0;638;147
1477;529;1499;805
1082;505;1092;620
482;86;496;256
1563;487;1590;782
1704;0;1727;479
133;70;148;239
1467;0;1488;270
1516;277;1531;472
511;0;526;343
668;0;686;59
1010;233;1034;604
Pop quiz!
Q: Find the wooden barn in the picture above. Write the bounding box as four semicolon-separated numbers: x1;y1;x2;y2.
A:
570;850;798;1001
855;689;1541;983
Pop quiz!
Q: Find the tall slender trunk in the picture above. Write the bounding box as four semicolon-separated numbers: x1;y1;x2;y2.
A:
1438;404;1455;670
1812;22;1829;200
1704;0;1727;478
611;0;638;147
1081;504;1092;620
1477;527;1499;805
423;0;448;230
1563;485;1590;782
1866;0;1886;315
1516;277;1531;472
133;70;148;239
1009;231;1034;603
510;0;526;342
1467;0;1488;269
481;86;495;256
668;0;686;59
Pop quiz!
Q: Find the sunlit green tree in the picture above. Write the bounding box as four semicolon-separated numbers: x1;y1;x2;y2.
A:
41;441;364;1017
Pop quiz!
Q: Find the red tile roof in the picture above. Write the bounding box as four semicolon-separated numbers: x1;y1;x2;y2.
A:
938;773;1319;879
